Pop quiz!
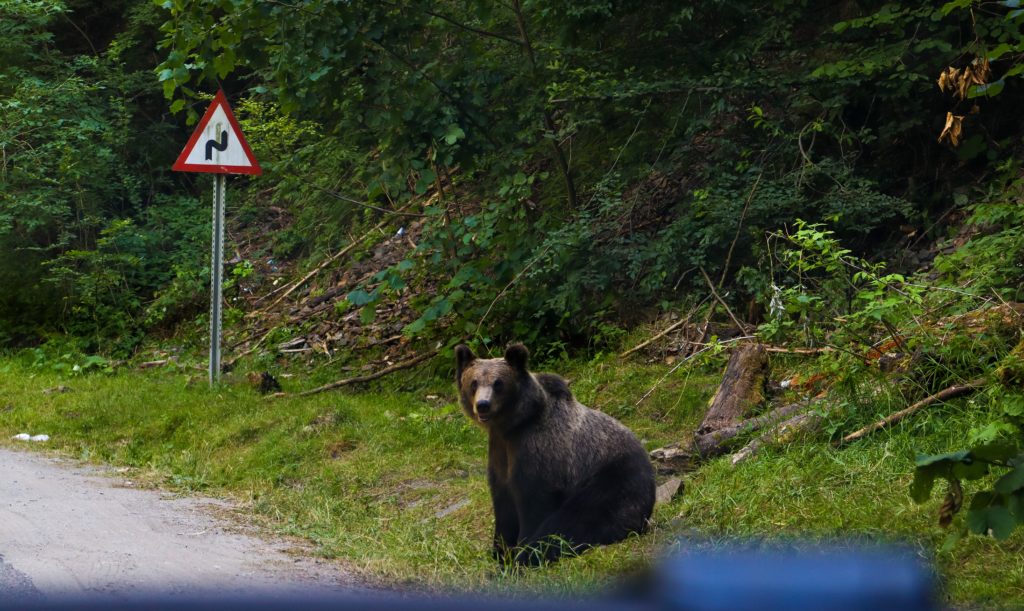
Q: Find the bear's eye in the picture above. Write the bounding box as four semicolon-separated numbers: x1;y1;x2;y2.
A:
469;380;478;391
493;379;504;392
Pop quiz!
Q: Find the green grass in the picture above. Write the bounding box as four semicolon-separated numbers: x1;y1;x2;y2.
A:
1;353;1023;604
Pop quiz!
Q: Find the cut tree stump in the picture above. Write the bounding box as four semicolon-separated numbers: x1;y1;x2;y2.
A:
696;343;768;435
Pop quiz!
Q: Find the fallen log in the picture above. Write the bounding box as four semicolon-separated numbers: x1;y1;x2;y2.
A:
692;395;820;458
731;410;825;465
649;444;698;475
837;378;986;446
696;343;768;435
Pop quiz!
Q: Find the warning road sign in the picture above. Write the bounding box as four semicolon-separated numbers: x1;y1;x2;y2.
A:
172;89;261;175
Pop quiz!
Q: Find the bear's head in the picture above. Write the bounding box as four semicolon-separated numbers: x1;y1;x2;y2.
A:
454;343;530;427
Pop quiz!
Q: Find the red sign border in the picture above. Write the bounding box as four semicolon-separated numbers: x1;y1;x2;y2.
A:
172;89;262;175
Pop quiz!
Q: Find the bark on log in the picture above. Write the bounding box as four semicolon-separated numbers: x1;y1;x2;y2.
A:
692;396;816;458
730;410;825;466
649;444;698;475
696;343;768;435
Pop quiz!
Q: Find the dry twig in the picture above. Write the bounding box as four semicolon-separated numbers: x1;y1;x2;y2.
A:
699;266;747;333
837;378;986;446
619;295;710;358
293;350;439;397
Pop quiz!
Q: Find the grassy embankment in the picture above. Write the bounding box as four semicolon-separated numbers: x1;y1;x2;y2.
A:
1;350;1022;604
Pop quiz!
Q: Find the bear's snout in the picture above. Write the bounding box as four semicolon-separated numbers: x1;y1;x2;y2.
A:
475;398;492;417
473;385;495;421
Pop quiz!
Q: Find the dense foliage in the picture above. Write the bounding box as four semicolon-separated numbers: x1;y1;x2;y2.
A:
3;0;1021;350
0;0;202;353
153;0;1024;346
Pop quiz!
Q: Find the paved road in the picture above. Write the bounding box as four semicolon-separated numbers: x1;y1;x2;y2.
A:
0;446;363;602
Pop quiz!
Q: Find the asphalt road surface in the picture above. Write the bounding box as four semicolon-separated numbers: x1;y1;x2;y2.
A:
0;446;364;603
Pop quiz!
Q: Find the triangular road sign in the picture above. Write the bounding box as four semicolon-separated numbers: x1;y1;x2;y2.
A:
172;89;262;175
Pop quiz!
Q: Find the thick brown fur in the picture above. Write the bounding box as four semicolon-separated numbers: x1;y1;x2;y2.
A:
455;343;655;566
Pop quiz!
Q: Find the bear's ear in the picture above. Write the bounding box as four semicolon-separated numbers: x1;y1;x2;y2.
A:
504;343;529;372
454;344;476;386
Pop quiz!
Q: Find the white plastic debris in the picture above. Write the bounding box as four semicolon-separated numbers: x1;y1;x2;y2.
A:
12;433;31;441
30;434;49;442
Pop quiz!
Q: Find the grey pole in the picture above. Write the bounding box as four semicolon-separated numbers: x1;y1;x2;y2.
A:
209;174;226;385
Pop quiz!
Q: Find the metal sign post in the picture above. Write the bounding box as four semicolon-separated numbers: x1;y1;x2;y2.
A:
209;174;226;384
171;90;262;386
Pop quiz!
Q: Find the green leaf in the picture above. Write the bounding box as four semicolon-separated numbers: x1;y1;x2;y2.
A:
910;467;940;503
940;526;965;553
967;496;1016;540
916;450;970;467
359;304;376;325
414;168;436;195
346;289;375;306
967;79;1005;98
912;451;973;502
995;466;1024;495
443;124;465;145
404;318;426;334
986;43;1014;60
972;441;1019;463
941;0;974;15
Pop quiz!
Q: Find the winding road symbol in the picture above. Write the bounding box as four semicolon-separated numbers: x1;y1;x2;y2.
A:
171;89;261;175
205;129;229;161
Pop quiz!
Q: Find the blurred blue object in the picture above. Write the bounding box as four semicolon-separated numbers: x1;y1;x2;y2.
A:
649;543;935;611
1;543;936;610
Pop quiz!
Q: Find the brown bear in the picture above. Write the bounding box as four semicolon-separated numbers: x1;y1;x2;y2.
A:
455;343;656;566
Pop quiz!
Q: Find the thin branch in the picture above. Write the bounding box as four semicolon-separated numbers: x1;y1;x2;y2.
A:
719;169;763;287
422;9;523;45
510;0;577;208
61;14;98;56
620;295;710;359
699;266;747;333
635;335;758;406
293;350;438;397
586;97;652;209
252;200;417;312
312;186;427;217
368;39;501;149
731;410;824;465
837;378;986;446
762;346;834;355
476;244;552;332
